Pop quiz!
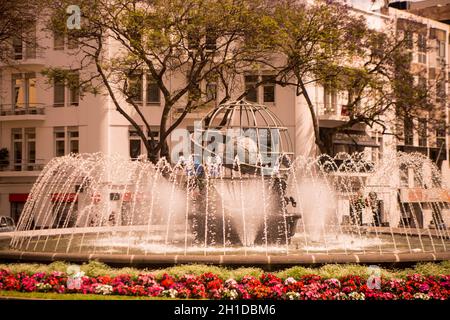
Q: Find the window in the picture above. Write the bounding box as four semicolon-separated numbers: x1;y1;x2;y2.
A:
128;74;143;104
438;40;445;58
437;78;446;102
25;24;36;59
129;126;160;160
54;127;80;156
128;72;162;106
12;129;22;171
205;27;217;51
187;27;201;50
68;127;79;154
54;30;78;50
12;37;23;60
25;128;36;170
206;82;217;102
13;76;25;109
418;34;427;52
12;23;36;59
54;31;65;50
54;78;65;106
404;31;413;49
12;73;37;110
436;122;446;149
10;128;36;171
146;75;160;104
324;84;337;114
53;72;80;107
54;127;65;157
129;128;142;159
417;53;427;64
404;117;413;146
187;26;216;51
69;74;80;106
262;75;275;103
244;74;276;104
418;118;427;147
416;34;427;64
244;75;258;102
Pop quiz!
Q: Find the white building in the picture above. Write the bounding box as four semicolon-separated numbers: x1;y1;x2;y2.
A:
0;4;449;226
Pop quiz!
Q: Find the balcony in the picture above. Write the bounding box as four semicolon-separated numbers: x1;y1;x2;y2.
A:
0;104;46;121
0;159;45;177
0;46;46;68
317;103;350;127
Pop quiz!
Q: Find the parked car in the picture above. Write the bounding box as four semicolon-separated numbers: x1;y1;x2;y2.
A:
0;216;15;232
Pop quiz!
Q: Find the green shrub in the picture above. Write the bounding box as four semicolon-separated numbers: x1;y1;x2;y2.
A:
275;266;314;280
229;267;264;281
151;264;232;280
80;261;113;277
1;261;450;280
0;263;48;275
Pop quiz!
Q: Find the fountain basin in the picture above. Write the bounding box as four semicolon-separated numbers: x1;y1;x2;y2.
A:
1;250;449;268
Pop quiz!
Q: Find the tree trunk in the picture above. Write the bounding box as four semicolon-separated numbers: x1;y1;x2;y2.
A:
298;78;328;155
147;149;159;164
159;140;171;163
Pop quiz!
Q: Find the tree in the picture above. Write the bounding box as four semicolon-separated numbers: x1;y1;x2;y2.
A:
265;0;444;155
43;0;277;162
42;0;446;160
0;0;38;63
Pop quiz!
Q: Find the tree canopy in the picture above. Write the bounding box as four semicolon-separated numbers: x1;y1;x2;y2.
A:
41;0;446;159
0;0;38;63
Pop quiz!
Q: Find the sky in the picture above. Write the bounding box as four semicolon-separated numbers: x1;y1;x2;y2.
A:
350;0;433;12
351;0;384;11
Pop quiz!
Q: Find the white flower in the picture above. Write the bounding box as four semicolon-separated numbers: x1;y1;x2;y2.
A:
95;284;113;295
334;292;348;300
348;292;365;300
286;291;300;300
223;289;238;300
36;283;52;292
413;293;431;300
71;271;85;279
325;278;341;288
225;279;237;288
162;289;178;298
284;277;297;286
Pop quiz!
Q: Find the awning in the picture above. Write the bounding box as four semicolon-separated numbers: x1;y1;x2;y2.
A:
399;188;450;203
9;193;29;202
51;193;78;203
333;132;380;148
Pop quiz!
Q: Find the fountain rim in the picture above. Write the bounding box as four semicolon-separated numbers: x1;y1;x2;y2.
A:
0;250;449;268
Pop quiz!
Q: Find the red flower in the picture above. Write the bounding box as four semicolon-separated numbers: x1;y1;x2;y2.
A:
160;274;175;289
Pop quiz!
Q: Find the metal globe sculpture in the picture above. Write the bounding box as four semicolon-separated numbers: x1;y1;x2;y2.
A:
192;100;294;175
187;100;300;246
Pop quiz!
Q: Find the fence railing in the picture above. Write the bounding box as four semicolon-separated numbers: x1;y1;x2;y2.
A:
316;102;350;117
0;104;45;116
0;159;46;172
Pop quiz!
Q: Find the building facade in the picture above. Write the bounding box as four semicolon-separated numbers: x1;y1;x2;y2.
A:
0;5;449;225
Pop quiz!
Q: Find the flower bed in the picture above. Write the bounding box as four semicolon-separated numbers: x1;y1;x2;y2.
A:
1;268;449;300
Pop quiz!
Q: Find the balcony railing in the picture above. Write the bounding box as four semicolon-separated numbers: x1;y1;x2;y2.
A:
317;102;350;118
0;159;45;172
0;104;45;116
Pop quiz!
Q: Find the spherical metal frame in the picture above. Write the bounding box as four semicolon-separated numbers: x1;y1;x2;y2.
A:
191;100;294;174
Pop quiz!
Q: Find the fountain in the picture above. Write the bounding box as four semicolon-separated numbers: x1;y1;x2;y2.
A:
1;101;450;266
